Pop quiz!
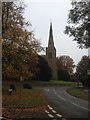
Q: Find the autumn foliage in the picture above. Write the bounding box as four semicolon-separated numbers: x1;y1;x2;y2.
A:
2;1;42;80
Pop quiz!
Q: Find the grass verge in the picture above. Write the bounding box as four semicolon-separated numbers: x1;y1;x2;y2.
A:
67;87;90;101
2;86;47;108
2;80;77;108
30;80;77;86
49;80;77;86
2;81;48;118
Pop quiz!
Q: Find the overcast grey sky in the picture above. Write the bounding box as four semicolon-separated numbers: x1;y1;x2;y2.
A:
24;0;88;65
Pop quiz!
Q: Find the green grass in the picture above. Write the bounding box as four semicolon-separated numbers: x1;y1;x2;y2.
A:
49;80;77;86
4;79;77;86
30;80;77;86
67;87;90;101
2;80;77;108
2;81;47;108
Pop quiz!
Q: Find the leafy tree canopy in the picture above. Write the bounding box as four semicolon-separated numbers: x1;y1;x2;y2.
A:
65;1;90;49
57;55;75;75
76;55;89;87
36;55;52;81
2;1;42;80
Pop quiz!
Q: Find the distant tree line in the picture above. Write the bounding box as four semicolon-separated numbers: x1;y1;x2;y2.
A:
2;1;90;88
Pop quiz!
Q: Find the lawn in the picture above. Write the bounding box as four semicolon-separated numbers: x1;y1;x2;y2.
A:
67;87;90;101
2;81;47;108
3;88;47;108
49;80;77;86
30;80;77;86
2;80;78;108
2;81;48;118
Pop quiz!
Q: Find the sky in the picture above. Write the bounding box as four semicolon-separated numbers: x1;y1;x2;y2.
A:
24;0;88;65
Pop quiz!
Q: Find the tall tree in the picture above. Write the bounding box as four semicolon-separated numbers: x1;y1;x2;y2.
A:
36;56;52;81
76;56;89;87
2;1;42;80
65;1;90;49
57;55;75;81
57;55;75;75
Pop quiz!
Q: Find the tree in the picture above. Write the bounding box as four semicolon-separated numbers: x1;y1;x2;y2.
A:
58;69;71;81
36;56;52;81
65;1;90;49
57;55;75;81
76;56;89;87
57;55;75;74
2;1;42;80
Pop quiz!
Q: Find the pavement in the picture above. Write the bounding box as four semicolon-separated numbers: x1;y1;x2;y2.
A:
43;86;90;119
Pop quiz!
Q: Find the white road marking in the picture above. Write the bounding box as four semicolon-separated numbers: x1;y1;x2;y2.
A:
53;89;66;101
49;107;53;110
47;105;50;108
53;89;89;111
44;88;49;91
58;95;66;101
56;113;62;117
72;102;89;111
48;114;54;118
47;89;50;91
48;105;53;110
46;105;64;119
45;110;49;114
51;109;57;113
53;89;57;95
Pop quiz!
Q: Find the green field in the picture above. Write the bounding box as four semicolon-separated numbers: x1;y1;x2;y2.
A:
67;87;90;101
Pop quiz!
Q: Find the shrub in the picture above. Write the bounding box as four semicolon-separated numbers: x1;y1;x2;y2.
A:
23;83;32;89
9;84;16;91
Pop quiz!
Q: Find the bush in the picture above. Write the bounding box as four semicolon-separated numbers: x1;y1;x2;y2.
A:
23;83;32;89
9;84;16;91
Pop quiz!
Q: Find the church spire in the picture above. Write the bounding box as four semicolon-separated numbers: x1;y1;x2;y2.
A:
46;22;57;80
48;22;54;47
50;22;53;37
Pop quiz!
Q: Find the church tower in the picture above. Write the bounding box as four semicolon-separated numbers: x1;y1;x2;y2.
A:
46;22;58;80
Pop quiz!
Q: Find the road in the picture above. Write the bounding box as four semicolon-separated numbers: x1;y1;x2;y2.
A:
43;86;90;119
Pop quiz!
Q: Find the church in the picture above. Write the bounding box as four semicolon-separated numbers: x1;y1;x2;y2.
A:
45;22;58;80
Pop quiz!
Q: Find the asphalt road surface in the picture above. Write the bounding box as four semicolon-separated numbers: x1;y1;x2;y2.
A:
43;86;90;119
